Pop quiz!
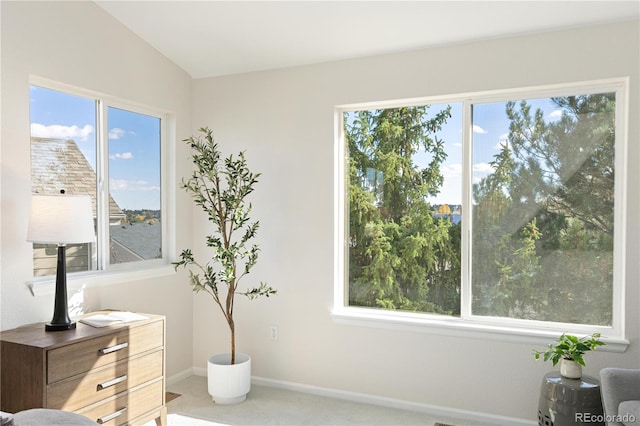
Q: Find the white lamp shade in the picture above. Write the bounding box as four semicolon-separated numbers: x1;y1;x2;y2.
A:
27;194;95;244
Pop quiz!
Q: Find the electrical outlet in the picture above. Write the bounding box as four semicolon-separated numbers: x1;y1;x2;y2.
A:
270;325;279;340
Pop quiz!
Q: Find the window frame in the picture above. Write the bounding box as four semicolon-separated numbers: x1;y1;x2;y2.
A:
29;76;175;292
333;78;629;350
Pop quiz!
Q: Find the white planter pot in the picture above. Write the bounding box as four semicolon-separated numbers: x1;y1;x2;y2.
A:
560;358;582;379
207;353;251;404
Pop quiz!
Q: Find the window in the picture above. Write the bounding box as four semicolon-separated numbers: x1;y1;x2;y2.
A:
345;103;463;315
470;96;616;326
336;80;627;339
107;107;162;265
29;81;165;278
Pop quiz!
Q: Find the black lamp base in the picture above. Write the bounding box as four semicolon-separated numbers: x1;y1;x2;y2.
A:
45;245;75;332
45;321;76;331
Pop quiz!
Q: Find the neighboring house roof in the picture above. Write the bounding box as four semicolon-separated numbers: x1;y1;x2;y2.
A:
110;222;161;260
31;137;126;221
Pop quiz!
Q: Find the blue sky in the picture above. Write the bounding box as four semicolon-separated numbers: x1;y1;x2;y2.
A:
30;85;161;210
417;98;562;205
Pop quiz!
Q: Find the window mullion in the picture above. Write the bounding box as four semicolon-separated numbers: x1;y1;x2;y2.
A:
611;82;628;341
335;110;348;308
160;116;169;263
96;99;110;271
460;100;473;320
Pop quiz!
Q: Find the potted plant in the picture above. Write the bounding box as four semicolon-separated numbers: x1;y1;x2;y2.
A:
174;127;276;404
533;333;605;379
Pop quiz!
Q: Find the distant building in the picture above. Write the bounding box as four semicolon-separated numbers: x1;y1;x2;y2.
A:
432;204;462;225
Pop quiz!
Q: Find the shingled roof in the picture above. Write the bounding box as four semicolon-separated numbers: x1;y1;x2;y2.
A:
31;137;126;223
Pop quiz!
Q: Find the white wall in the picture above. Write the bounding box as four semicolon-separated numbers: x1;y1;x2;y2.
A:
191;21;640;421
0;1;194;378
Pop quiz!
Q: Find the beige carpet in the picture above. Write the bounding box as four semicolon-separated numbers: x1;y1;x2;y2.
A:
158;375;471;426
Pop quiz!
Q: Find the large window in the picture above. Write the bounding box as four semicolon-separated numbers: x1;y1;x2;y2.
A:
30;81;165;277
337;80;626;339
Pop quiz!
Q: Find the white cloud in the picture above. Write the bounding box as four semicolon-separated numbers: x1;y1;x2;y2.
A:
109;152;134;160
110;179;159;192
437;162;495;179
441;163;462;178
109;128;127;140
547;109;563;121
471;163;494;185
108;128;136;140
110;180;129;190
493;133;511;150
30;123;94;141
473;124;488;134
473;162;495;174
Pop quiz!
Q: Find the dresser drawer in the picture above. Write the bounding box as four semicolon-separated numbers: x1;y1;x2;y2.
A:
78;379;164;426
47;349;163;411
48;320;164;383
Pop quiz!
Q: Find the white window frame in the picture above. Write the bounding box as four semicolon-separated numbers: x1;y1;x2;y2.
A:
29;76;176;295
333;78;629;351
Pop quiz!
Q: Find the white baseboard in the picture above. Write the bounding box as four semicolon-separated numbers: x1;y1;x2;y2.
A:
192;366;207;377
173;370;535;426
167;368;198;385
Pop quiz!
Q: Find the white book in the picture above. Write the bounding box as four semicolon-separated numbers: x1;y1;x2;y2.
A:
79;311;149;328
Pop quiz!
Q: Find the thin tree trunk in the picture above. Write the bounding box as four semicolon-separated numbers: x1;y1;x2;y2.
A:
229;319;236;364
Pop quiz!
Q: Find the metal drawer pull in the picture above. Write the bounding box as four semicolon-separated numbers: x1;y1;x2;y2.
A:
97;374;127;390
98;342;128;355
97;407;127;424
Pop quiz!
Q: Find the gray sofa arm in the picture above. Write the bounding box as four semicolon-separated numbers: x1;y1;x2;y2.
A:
0;411;14;426
600;368;640;426
3;409;96;426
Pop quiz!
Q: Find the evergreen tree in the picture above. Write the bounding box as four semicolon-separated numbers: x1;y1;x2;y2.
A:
472;94;615;324
346;106;459;313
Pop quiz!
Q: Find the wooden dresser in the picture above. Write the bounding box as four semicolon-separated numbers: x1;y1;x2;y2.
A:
0;312;166;426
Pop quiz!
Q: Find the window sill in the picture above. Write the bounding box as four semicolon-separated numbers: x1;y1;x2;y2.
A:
28;264;176;297
331;307;630;353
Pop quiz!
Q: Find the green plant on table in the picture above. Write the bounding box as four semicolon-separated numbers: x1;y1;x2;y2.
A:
533;333;605;366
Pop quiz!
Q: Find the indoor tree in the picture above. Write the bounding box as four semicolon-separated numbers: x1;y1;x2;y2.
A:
174;127;276;364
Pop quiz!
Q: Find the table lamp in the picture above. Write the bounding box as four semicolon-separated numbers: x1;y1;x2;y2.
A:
27;193;95;331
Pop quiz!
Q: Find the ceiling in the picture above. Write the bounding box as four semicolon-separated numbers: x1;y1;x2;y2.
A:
96;1;640;79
